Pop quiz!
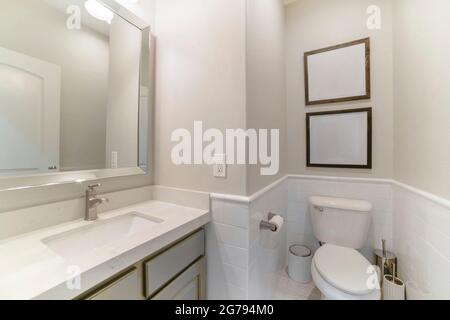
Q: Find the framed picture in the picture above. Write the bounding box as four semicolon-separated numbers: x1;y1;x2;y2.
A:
306;108;372;169
304;38;371;106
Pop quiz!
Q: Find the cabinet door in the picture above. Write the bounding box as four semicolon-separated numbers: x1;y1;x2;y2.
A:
88;268;142;300
151;258;206;300
145;230;205;298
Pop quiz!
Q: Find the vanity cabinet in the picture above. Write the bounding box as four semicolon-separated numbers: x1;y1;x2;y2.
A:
144;229;205;298
152;258;206;300
87;268;141;300
80;229;205;300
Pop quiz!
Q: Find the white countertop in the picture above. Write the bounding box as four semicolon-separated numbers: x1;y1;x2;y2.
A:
0;200;210;300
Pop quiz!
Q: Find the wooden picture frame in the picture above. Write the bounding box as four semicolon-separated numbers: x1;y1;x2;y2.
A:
306;108;372;169
304;38;371;106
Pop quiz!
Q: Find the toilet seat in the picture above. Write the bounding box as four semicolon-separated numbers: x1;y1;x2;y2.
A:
312;244;380;300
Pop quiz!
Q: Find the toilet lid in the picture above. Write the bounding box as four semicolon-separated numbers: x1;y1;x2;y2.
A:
314;244;377;295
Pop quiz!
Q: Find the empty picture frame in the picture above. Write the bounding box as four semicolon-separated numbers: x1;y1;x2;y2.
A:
306;108;372;169
304;38;371;105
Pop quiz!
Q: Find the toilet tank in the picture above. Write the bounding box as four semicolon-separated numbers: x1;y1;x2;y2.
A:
309;196;372;249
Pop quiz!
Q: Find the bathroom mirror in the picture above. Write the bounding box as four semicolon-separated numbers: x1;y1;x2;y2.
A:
306;108;372;169
304;38;371;105
0;0;151;190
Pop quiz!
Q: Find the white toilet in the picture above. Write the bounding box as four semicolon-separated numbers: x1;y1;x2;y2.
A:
309;196;380;300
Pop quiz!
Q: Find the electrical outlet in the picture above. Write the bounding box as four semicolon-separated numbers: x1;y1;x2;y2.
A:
213;154;227;178
111;151;118;169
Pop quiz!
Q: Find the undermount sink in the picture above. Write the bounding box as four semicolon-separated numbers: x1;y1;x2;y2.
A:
42;212;163;261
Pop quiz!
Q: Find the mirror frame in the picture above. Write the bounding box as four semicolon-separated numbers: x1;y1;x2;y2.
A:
306;108;372;169
0;0;152;192
304;38;371;106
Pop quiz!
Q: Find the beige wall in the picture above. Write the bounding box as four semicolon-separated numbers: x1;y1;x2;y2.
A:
0;0;110;171
154;0;287;196
246;0;287;195
285;0;394;179
153;0;248;195
393;0;450;200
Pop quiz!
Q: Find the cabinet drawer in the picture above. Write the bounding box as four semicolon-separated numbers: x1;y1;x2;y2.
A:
87;268;141;300
152;257;206;300
145;230;204;298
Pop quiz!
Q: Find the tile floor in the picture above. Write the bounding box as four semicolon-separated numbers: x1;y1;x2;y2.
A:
272;267;321;300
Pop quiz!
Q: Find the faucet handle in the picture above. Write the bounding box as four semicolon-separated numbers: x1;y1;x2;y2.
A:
87;183;101;195
88;183;101;190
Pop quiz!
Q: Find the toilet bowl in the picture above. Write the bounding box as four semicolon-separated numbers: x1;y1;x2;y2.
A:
311;244;380;300
308;196;380;300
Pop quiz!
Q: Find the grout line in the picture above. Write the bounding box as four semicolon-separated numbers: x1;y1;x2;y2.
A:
211;221;250;231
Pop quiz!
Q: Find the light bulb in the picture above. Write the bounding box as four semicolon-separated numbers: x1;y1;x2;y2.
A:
85;0;114;24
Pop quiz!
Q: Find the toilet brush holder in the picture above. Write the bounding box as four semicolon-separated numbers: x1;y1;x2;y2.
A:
383;275;405;300
374;239;397;283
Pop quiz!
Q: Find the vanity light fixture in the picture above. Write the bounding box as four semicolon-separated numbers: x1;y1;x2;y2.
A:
85;0;114;24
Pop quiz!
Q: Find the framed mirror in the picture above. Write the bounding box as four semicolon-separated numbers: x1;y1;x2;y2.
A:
0;0;152;191
306;108;372;169
304;38;371;105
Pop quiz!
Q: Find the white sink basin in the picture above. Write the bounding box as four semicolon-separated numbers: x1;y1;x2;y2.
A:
42;212;163;262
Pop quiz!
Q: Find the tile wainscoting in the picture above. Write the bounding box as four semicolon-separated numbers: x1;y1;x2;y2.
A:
207;175;450;300
288;176;393;261
207;178;288;299
393;182;450;299
206;198;251;299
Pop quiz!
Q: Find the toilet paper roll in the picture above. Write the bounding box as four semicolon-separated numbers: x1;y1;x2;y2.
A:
260;214;284;250
269;215;284;234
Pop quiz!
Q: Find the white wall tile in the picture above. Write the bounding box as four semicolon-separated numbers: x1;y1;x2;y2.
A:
207;198;251;299
247;182;288;299
209;177;449;300
393;184;450;299
207;237;249;269
225;284;248;300
209;223;248;249
211;200;250;229
222;263;248;288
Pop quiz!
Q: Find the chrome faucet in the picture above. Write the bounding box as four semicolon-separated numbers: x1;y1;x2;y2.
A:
85;184;109;221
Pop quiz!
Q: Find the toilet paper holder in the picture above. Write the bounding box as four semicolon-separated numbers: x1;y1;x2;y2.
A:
260;212;279;232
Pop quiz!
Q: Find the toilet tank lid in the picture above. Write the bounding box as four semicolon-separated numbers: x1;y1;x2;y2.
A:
309;196;372;212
